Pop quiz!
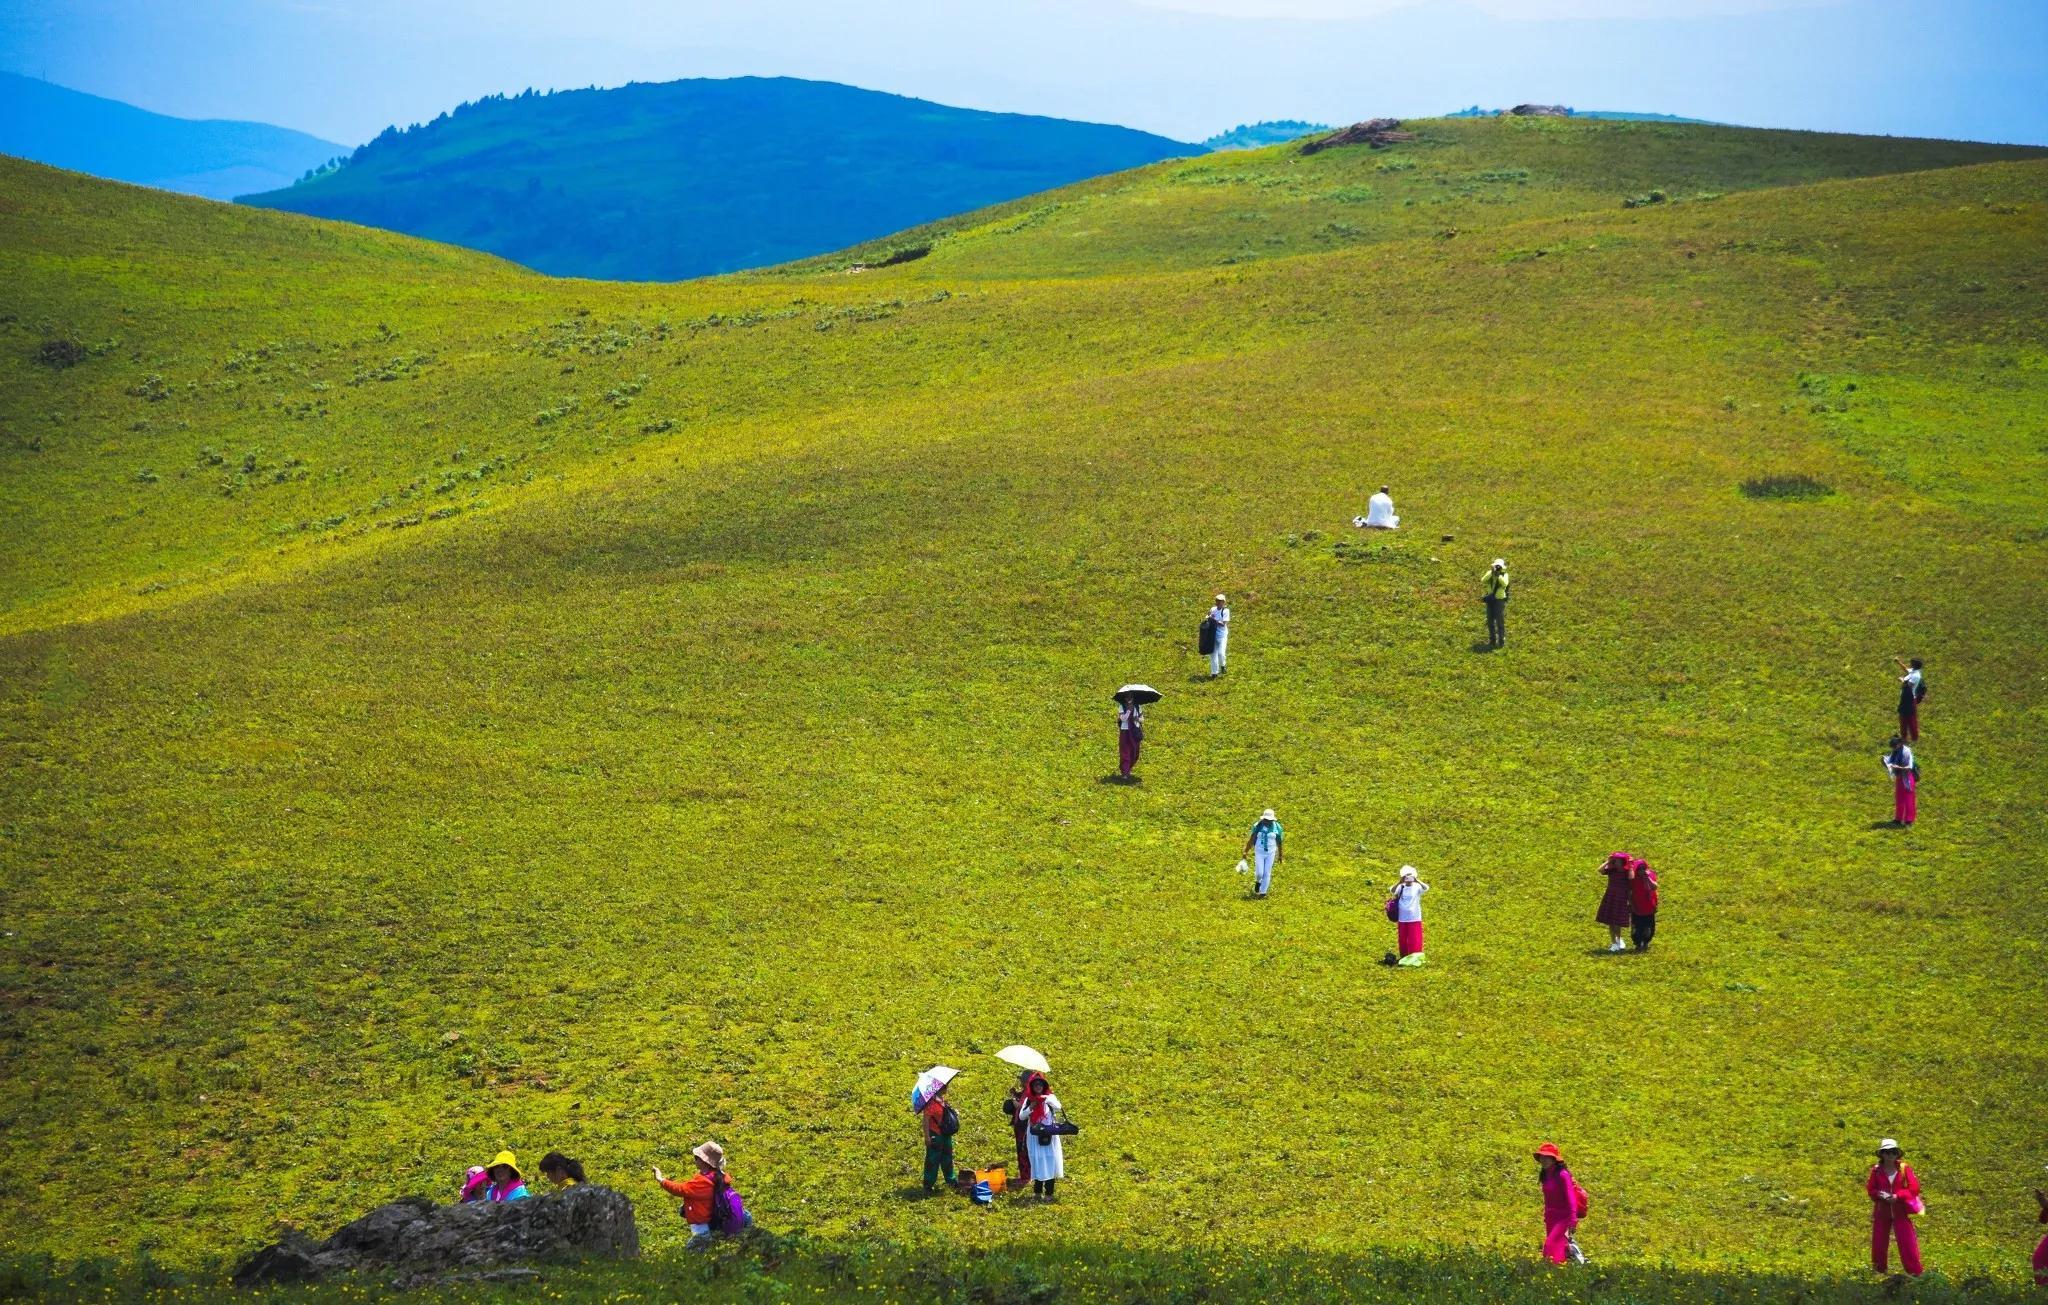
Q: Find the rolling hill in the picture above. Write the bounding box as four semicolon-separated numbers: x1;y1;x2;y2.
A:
0;71;345;201
3;116;2047;1301
237;77;1198;280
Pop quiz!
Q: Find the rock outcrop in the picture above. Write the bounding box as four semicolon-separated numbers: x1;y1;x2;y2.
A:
1298;119;1417;154
1509;104;1571;117
233;1186;639;1287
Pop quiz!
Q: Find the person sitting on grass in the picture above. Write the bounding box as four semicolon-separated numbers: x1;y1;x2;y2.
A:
538;1152;585;1190
656;1141;750;1248
1361;484;1400;529
461;1151;530;1202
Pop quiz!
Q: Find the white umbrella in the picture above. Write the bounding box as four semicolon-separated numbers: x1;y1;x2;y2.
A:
911;1064;958;1111
994;1045;1050;1075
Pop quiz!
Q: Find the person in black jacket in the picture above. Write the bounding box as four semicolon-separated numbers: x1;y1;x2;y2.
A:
1893;657;1925;741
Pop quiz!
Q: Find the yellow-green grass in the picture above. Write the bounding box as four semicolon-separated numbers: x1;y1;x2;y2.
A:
2;116;2046;1299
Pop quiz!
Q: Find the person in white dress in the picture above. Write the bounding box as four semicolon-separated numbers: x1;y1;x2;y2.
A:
1017;1072;1065;1199
1363;485;1400;529
1207;594;1230;677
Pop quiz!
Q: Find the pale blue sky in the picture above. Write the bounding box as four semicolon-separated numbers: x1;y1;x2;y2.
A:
2;0;2041;147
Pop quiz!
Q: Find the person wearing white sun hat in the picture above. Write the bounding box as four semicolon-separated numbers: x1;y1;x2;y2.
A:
1866;1138;1924;1277
1207;592;1231;677
1240;807;1283;898
1387;865;1430;964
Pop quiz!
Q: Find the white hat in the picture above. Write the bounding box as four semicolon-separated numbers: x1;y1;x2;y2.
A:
1492;558;1506;568
1262;808;1276;820
1876;1138;1901;1154
1399;865;1418;880
1215;593;1227;602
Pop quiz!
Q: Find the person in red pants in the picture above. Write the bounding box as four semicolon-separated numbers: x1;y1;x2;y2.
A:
1893;656;1925;741
1116;698;1144;780
1867;1139;1924;1276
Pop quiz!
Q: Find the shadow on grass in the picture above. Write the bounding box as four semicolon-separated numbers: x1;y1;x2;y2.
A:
1468;639;1499;654
1096;773;1140;786
10;1231;2033;1303
1865;819;1906;832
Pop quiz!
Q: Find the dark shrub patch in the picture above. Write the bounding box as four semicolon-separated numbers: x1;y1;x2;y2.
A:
36;338;87;369
1741;473;1833;501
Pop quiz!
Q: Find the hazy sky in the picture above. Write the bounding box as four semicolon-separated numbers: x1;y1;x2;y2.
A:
2;0;2041;147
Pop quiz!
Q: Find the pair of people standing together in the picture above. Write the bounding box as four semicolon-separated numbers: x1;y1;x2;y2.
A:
1884;657;1926;827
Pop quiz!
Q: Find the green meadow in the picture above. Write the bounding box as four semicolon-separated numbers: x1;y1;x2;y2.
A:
2;117;2047;1300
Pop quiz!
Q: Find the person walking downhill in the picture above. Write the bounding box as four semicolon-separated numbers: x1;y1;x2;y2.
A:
1534;1143;1589;1265
1867;1139;1924;1277
1018;1072;1066;1201
1483;558;1511;648
1387;865;1429;965
1894;657;1926;741
1208;593;1231;677
1626;857;1660;954
1883;735;1917;827
1597;852;1634;952
1117;697;1145;781
1241;808;1283;899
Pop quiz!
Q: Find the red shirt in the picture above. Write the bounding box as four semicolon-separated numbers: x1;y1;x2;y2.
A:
1866;1164;1921;1217
921;1096;948;1137
1628;865;1660;915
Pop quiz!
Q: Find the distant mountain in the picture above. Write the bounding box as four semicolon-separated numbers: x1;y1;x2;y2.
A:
1203;120;1329;150
240;77;1197;281
1445;105;1718;125
0;72;345;201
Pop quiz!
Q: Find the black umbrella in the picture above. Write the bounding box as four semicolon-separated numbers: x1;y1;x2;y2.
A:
1113;684;1162;706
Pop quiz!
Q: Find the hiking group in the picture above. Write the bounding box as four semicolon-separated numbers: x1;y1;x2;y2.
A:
399;497;1980;1280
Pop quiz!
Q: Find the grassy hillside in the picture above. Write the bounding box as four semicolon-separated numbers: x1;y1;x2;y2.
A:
238;77;1197;280
3;115;2047;1301
0;72;344;201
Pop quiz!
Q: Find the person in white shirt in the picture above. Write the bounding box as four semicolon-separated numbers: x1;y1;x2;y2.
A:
1388;865;1430;964
1363;485;1400;529
1207;594;1230;677
1240;808;1283;898
1884;735;1917;827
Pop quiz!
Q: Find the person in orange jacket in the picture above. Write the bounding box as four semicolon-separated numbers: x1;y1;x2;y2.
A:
1867;1138;1924;1276
656;1141;732;1248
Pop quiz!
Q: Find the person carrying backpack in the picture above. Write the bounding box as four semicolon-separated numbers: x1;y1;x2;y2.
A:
1240;808;1283;899
919;1079;959;1194
1893;657;1926;741
1206;593;1230;677
655;1141;750;1248
1534;1142;1589;1265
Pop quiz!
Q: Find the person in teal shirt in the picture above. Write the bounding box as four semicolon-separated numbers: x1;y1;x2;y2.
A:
1241;808;1283;898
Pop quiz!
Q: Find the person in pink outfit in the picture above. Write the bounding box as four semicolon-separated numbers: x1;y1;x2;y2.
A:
1534;1142;1588;1265
1867;1139;1923;1276
2031;1176;2047;1286
1883;737;1917;827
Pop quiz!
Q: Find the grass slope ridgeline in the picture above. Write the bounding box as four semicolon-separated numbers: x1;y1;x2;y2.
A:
2;117;2047;1302
0;72;345;202
238;76;1197;281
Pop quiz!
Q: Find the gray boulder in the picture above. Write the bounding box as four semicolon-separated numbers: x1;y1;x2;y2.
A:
233;1186;638;1287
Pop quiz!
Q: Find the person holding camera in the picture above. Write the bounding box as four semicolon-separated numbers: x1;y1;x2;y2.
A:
1018;1072;1067;1200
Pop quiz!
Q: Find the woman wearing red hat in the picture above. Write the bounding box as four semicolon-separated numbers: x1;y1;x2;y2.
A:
1534;1143;1589;1264
1866;1139;1923;1276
